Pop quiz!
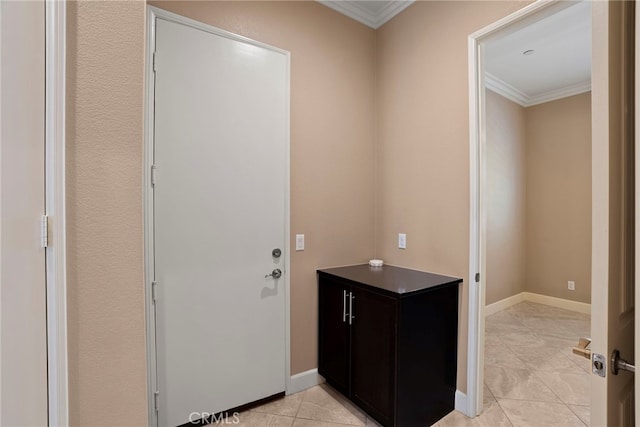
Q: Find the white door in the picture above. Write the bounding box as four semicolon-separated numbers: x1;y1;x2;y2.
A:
0;1;49;425
152;16;289;427
591;1;635;425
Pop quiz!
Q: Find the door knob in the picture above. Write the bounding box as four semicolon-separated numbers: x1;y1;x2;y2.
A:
611;349;635;375
265;268;282;279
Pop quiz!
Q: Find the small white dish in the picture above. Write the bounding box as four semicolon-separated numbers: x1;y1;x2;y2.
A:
369;259;384;267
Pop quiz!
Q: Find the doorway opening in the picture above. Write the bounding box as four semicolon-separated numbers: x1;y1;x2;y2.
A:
467;0;594;422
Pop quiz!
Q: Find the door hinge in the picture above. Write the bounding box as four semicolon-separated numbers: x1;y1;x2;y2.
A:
154;390;160;413
152;52;157;73
151;165;157;186
151;281;157;304
475;272;480;283
41;215;49;248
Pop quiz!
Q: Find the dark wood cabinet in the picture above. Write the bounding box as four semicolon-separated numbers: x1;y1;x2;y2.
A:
318;264;461;427
350;287;396;425
317;277;350;395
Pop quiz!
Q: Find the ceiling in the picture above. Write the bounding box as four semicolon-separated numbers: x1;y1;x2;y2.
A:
318;0;414;29
484;1;592;107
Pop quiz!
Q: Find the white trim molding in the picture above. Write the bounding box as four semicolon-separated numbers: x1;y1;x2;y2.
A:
45;0;69;425
485;72;530;106
143;9;158;425
317;0;414;29
521;292;591;314
486;72;591;107
454;390;467;414
528;80;591;106
485;292;591;316
288;369;324;395
484;292;527;316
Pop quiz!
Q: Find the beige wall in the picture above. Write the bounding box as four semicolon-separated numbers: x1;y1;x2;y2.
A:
67;1;375;424
485;90;527;305
374;0;530;392
483;90;592;306
525;93;592;303
66;1;148;425
66;0;551;422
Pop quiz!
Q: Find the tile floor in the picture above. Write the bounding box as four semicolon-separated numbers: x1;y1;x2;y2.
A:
220;301;591;427
216;383;382;426
435;301;591;427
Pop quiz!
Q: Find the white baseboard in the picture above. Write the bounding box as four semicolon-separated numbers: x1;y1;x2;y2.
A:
454;390;467;415
485;291;591;315
522;292;591;314
288;368;324;395
485;292;526;316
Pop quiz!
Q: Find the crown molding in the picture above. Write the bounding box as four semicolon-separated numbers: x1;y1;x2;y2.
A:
374;1;414;28
318;0;414;29
485;72;591;107
485;72;529;106
527;79;591;106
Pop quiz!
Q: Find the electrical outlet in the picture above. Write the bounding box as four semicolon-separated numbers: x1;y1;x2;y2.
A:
398;233;407;249
568;280;575;291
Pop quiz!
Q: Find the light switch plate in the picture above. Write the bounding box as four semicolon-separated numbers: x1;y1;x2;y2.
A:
296;234;305;251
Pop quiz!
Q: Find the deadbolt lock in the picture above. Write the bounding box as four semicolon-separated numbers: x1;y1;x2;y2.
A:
272;248;282;258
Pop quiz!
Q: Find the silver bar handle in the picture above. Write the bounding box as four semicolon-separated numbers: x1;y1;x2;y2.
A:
349;293;354;325
343;290;348;323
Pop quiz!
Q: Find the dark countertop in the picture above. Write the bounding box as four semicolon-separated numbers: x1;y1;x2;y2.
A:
318;264;462;296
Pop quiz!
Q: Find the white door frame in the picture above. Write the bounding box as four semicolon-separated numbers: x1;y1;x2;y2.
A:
466;0;584;417
143;7;291;425
45;1;69;425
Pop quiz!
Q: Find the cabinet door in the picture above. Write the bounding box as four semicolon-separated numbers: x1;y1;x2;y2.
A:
318;276;350;395
350;287;397;426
